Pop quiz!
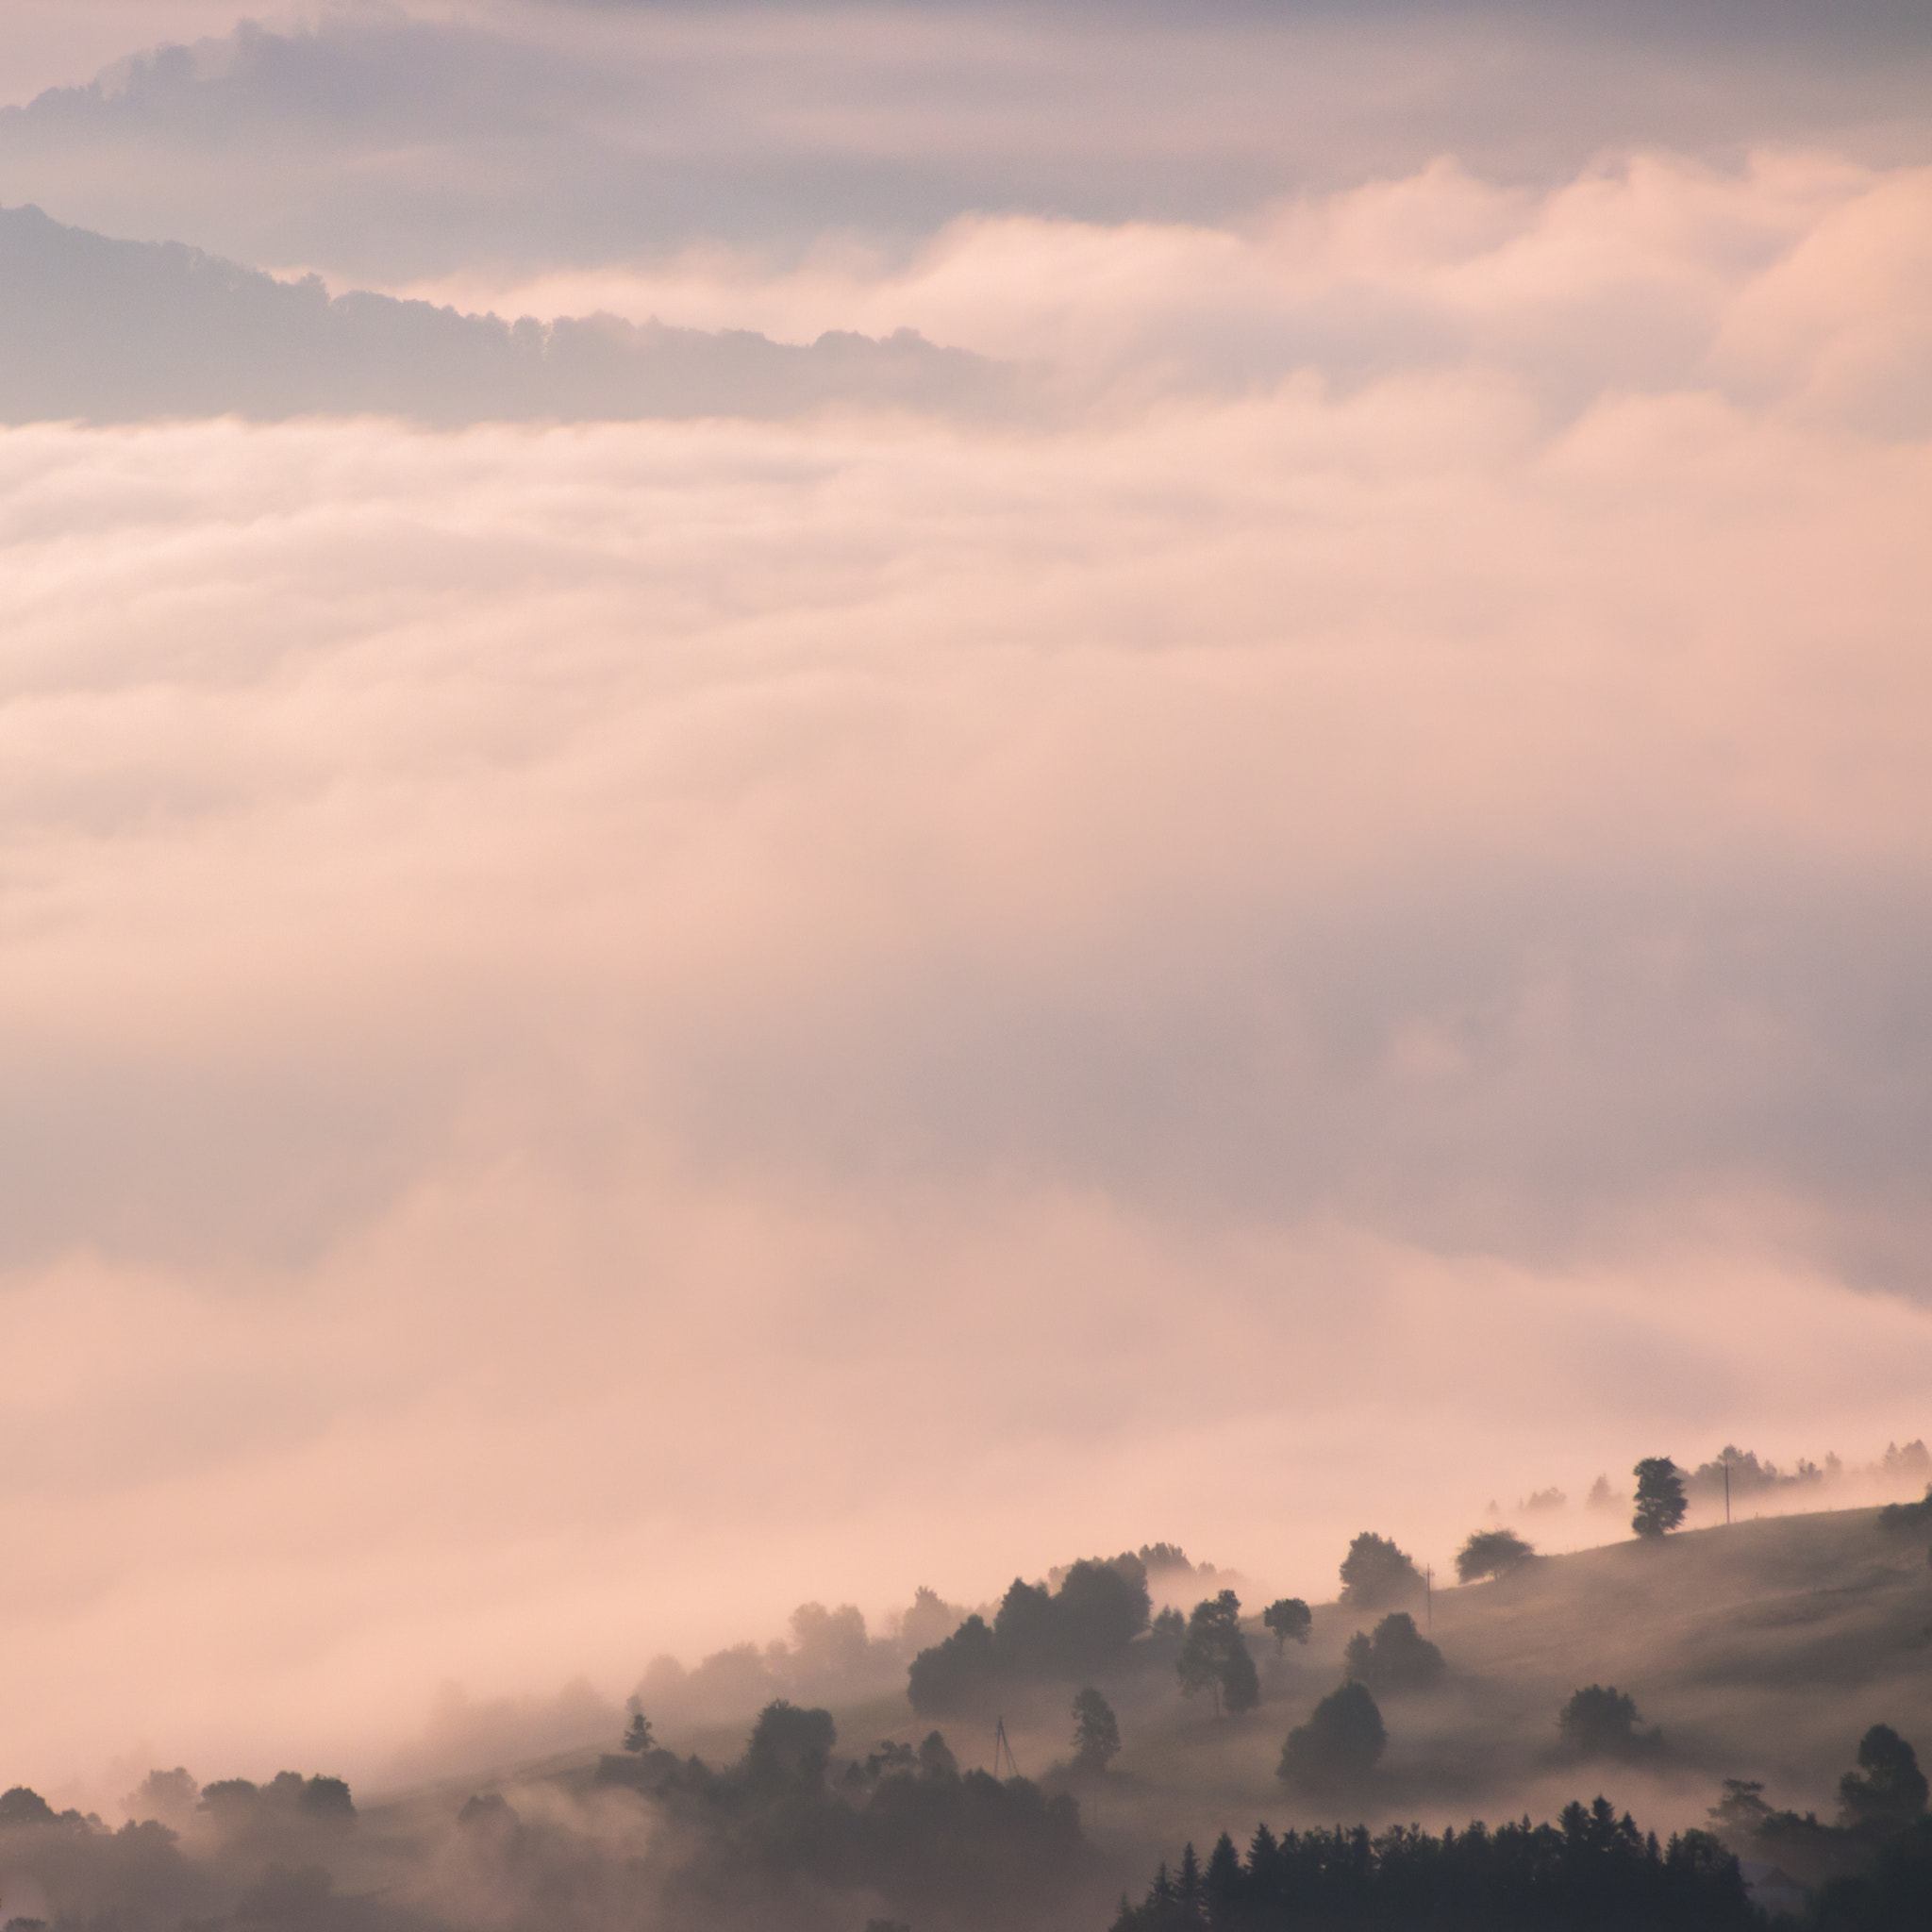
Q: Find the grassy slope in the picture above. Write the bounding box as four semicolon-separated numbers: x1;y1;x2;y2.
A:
1074;1506;1932;1874
357;1504;1932;1905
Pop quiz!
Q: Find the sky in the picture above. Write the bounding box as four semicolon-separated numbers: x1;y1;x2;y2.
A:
2;0;1932;1804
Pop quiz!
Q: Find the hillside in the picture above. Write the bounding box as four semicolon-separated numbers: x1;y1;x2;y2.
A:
7;1503;1925;1929
376;1502;1932;1907
0;202;1001;424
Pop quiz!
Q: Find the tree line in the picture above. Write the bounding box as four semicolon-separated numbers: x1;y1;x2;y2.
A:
1110;1797;1755;1932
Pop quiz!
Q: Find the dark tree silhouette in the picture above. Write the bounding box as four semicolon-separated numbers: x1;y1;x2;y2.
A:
1342;1612;1444;1692
0;1786;59;1826
743;1700;837;1790
1138;1542;1192;1575
1457;1527;1535;1582
1559;1685;1648;1757
1876;1487;1932;1537
1810;1817;1932;1932
1632;1457;1688;1538
1338;1533;1422;1609
127;1768;198;1822
908;1613;998;1713
1840;1725;1930;1834
907;1557;1152;1711
1278;1682;1386;1790
1051;1558;1153;1662
992;1578;1060;1670
623;1707;655;1756
1177;1591;1258;1716
1262;1598;1312;1656
1222;1637;1261;1716
299;1776;356;1823
1072;1688;1122;1771
1113;1796;1755;1932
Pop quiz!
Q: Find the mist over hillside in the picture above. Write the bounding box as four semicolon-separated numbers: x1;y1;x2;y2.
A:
5;1486;1932;1928
0;204;1001;425
6;5;1932;1929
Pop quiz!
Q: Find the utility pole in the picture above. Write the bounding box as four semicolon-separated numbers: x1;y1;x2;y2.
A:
992;1715;1020;1780
1724;1454;1731;1526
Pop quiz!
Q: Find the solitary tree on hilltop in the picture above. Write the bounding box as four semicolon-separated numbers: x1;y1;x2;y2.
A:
1632;1457;1688;1538
1339;1533;1423;1608
623;1704;655;1755
1457;1528;1535;1583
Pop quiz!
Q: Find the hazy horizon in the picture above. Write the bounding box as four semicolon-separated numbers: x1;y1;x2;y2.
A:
1;0;1929;1857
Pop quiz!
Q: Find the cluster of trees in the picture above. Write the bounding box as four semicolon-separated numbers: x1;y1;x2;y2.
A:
1051;1544;1216;1591
0;1769;358;1932
1558;1686;1662;1760
1;1769;354;1838
1176;1591;1260;1717
638;1591;964;1731
1708;1724;1931;1927
1110;1796;1755;1931
197;1772;356;1831
1451;1457;1687;1602
1472;1446;1924;1555
1342;1612;1443;1693
1266;1533;1445;1790
1690;1444;1832;1501
586;1696;1088;1925
1876;1488;1932;1539
0;1786;95;1829
908;1558;1152;1712
1713;1725;1928;1858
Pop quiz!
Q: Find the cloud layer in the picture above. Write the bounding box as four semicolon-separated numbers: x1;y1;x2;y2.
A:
3;138;1931;1802
6;2;1932;279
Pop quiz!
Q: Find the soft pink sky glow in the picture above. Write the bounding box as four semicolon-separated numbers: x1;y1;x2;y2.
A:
4;144;1931;1798
2;0;1931;1816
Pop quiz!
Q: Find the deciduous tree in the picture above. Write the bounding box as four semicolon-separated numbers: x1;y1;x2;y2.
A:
1262;1598;1312;1656
1338;1533;1422;1608
1072;1688;1122;1771
1456;1528;1535;1582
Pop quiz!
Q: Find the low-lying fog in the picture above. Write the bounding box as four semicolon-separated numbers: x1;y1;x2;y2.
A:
1;0;1930;1873
4;146;1932;1799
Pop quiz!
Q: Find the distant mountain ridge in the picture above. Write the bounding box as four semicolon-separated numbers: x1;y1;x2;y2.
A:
0;203;1002;425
